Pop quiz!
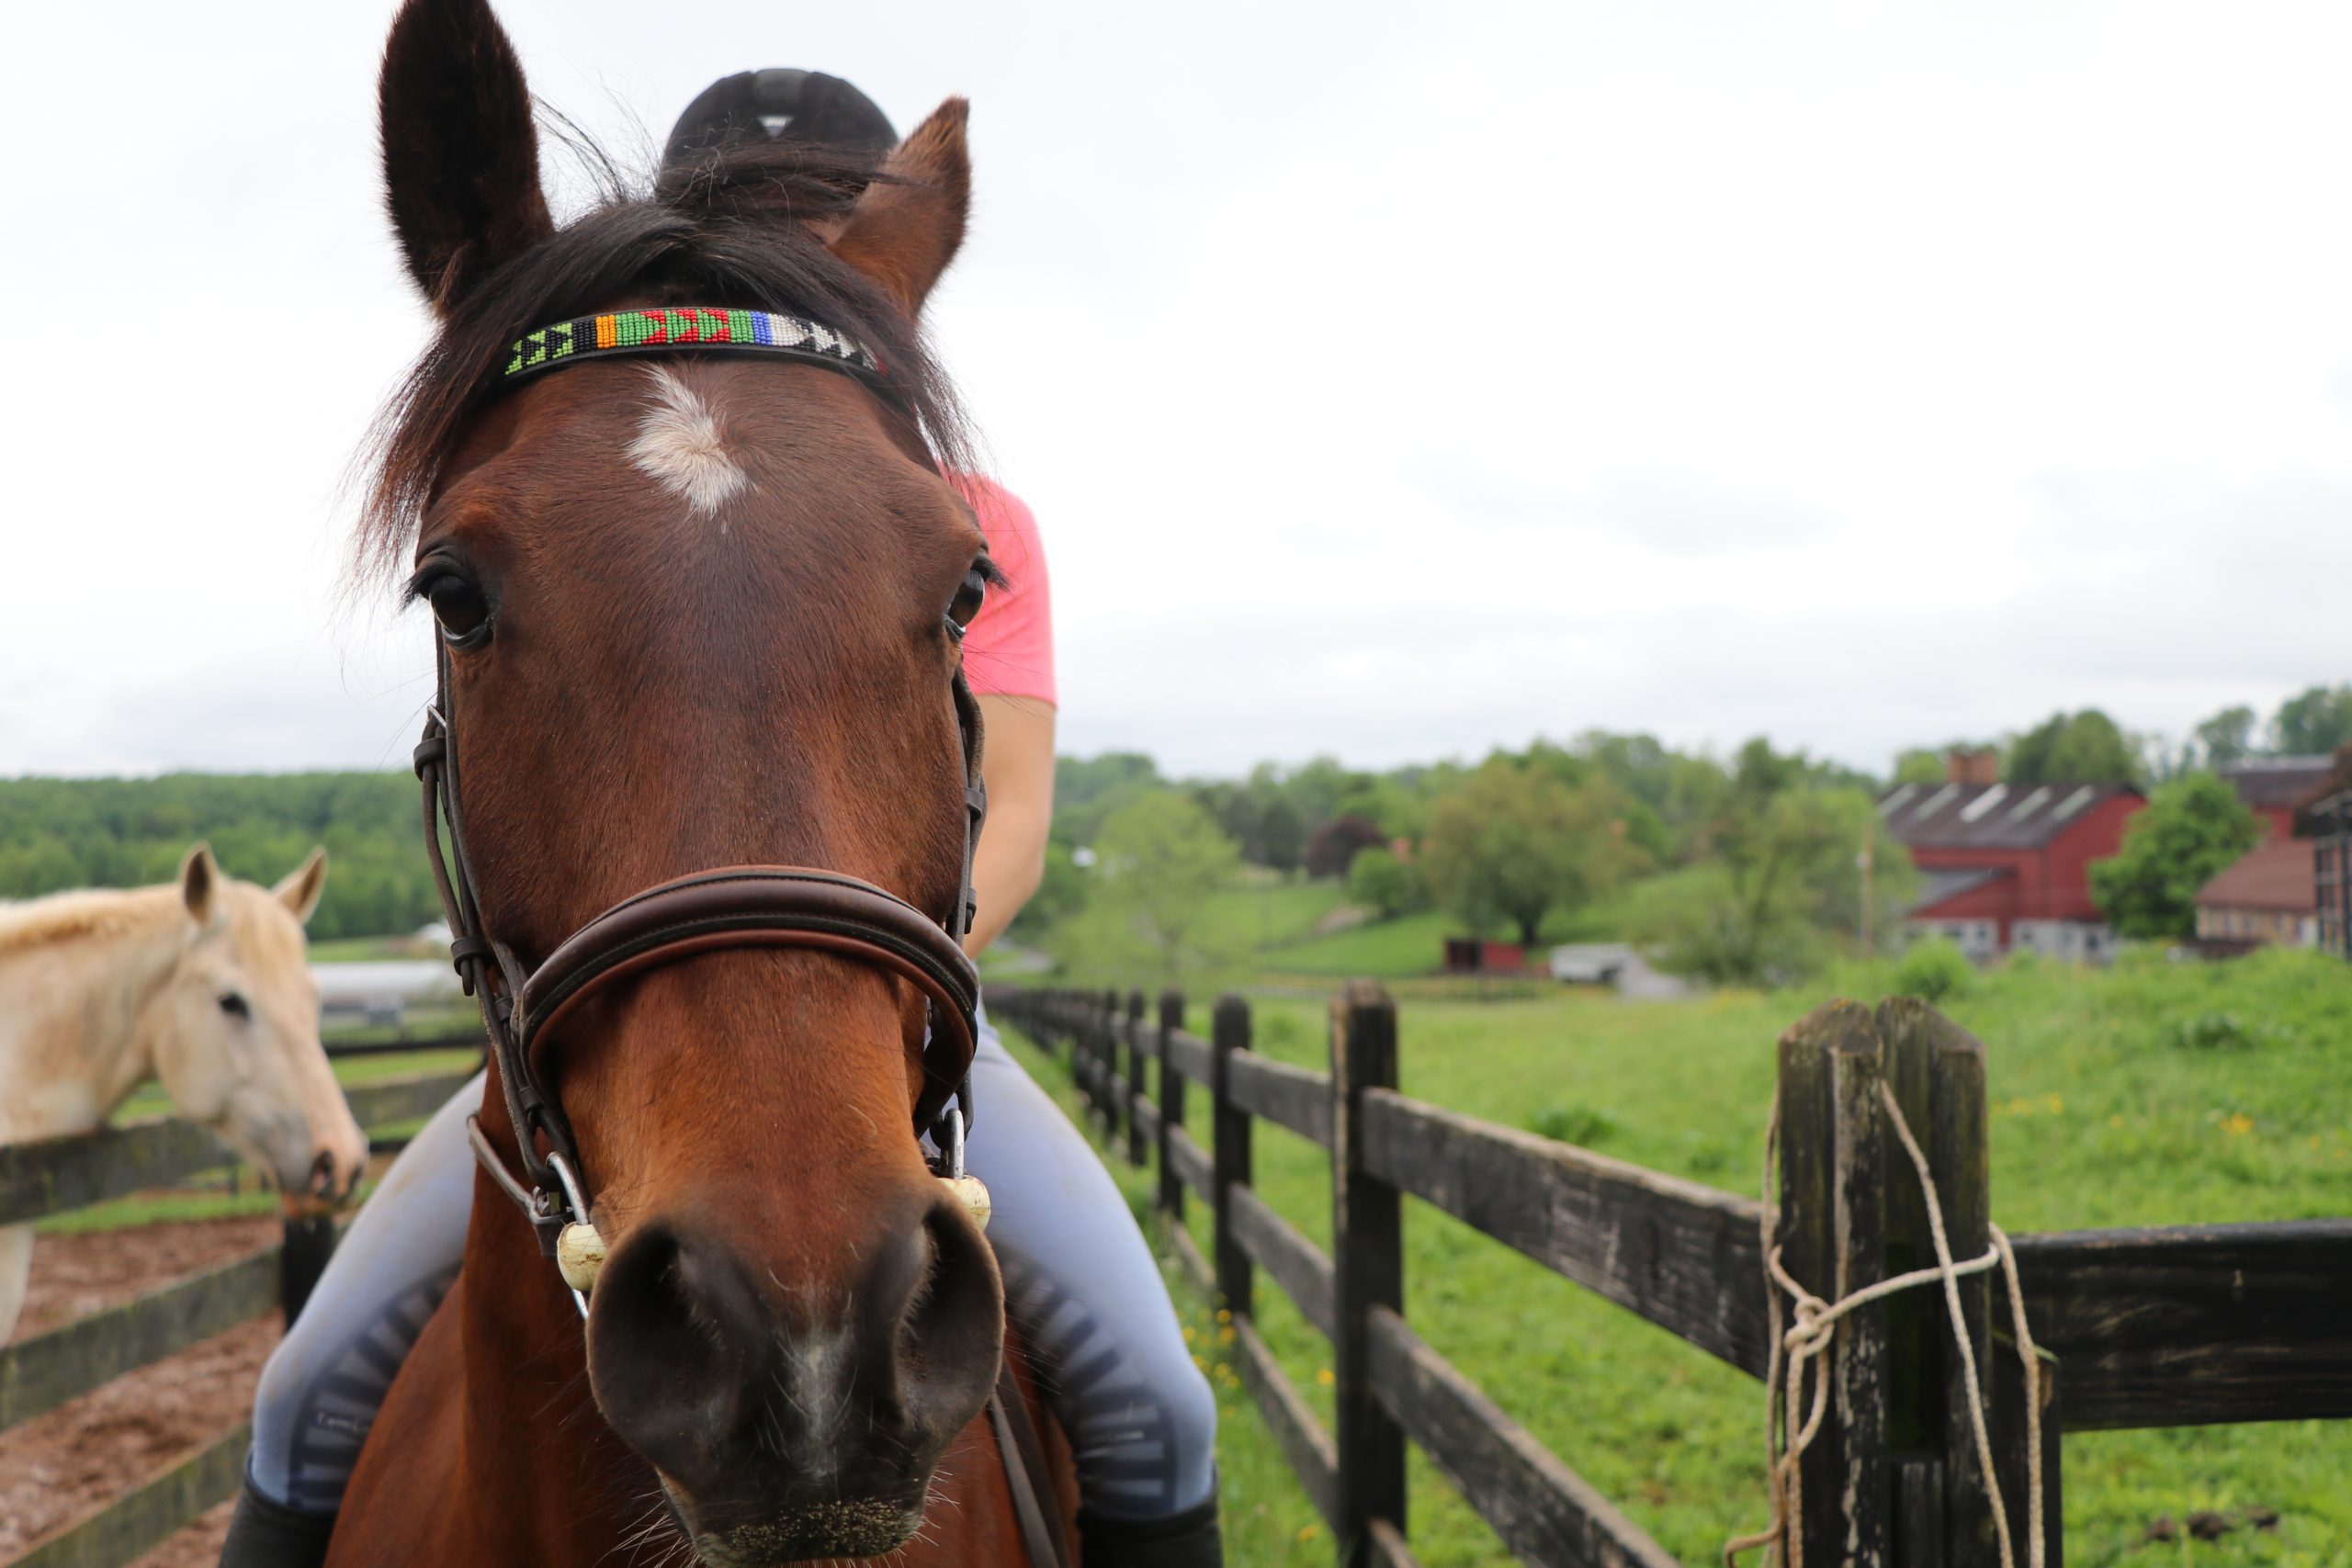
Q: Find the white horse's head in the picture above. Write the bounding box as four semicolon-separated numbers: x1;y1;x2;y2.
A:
153;844;368;1206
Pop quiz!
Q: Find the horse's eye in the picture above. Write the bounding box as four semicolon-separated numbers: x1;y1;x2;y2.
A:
418;567;492;648
946;567;988;636
219;992;250;1021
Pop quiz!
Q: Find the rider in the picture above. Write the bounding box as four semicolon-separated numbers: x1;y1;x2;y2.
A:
220;69;1221;1568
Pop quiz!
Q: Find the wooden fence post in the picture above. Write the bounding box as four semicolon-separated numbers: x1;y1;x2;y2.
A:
1127;990;1150;1167
1097;988;1119;1131
1873;1000;2064;1568
1778;1000;1891;1567
1158;990;1187;1219
1332;980;1406;1565
1210;995;1255;1320
280;1213;337;1325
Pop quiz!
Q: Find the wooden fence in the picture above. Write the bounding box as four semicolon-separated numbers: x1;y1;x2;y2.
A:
991;985;2352;1568
1;1032;482;1568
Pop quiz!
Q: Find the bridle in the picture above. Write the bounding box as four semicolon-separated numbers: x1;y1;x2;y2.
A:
413;304;990;1318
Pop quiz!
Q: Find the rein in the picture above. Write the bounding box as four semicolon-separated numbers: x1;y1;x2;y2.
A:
414;306;991;1317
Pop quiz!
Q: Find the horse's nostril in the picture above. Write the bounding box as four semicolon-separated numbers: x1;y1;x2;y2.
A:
894;1193;1004;1438
310;1149;335;1194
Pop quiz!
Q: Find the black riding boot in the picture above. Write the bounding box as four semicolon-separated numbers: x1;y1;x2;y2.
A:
1078;1492;1223;1567
217;1476;337;1568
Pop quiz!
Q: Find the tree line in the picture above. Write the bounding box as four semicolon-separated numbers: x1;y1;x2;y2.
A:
1036;682;2352;987
1035;731;1916;987
8;681;2344;966
1892;682;2352;790
0;773;442;942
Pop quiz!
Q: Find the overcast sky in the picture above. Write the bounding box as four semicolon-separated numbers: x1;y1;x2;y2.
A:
5;1;2349;781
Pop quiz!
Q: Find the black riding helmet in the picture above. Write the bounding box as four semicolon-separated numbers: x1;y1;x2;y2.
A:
662;69;899;164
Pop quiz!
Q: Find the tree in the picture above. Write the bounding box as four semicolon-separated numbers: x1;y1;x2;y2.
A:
2192;705;2259;768
2007;710;2140;787
1419;760;1645;948
1070;792;1242;985
2272;684;2352;755
1345;847;1424;919
1009;838;1090;936
1633;785;1918;986
1892;750;1948;787
2088;772;2264;941
1052;752;1164;846
1257;795;1306;874
1304;815;1386;879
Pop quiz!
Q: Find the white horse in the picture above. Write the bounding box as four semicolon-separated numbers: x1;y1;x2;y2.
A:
0;844;369;1340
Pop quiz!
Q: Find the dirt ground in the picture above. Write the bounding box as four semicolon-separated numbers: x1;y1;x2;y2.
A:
2;1217;284;1567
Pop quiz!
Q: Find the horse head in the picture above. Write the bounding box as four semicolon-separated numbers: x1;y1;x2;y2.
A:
372;0;1001;1556
152;843;368;1206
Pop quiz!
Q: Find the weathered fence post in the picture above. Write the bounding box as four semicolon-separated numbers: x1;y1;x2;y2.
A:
1331;980;1406;1565
1158;990;1187;1219
1209;995;1255;1319
1873;999;2064;1568
1778;1000;1891;1566
1097;987;1119;1130
1127;990;1150;1167
280;1213;337;1325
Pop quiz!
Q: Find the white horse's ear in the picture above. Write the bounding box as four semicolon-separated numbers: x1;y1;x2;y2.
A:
275;847;329;924
179;843;221;925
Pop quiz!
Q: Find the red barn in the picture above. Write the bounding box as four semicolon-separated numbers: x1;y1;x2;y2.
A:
1879;767;2143;962
2216;756;2335;840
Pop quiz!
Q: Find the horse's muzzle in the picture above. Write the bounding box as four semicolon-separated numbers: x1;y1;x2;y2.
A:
583;1182;1004;1561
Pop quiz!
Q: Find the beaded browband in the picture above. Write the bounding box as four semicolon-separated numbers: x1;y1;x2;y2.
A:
499;306;885;389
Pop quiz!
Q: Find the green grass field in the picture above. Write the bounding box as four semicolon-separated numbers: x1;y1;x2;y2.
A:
1003;945;2352;1567
306;934;436;962
1162;875;1631;984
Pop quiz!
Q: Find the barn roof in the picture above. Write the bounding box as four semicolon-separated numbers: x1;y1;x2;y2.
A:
2195;837;2318;913
2217;756;2335;811
1877;781;2140;850
1912;866;2007;912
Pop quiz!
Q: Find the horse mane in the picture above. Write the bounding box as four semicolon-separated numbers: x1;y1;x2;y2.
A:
355;134;977;586
0;886;177;957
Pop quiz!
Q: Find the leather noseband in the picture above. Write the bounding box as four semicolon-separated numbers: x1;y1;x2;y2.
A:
520;865;980;1121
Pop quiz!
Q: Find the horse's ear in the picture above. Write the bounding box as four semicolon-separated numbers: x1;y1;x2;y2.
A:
179;843;220;926
379;0;553;311
274;848;329;925
829;98;970;316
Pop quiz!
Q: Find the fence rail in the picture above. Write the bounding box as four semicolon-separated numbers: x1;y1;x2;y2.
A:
993;984;2352;1568
5;1024;484;1568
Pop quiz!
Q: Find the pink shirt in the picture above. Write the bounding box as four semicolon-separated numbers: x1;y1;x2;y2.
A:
959;478;1057;706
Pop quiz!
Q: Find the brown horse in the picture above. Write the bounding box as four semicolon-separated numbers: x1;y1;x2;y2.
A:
329;2;1072;1562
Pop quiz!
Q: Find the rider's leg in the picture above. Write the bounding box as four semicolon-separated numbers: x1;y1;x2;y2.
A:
220;1072;481;1566
226;1021;1224;1562
967;1010;1223;1564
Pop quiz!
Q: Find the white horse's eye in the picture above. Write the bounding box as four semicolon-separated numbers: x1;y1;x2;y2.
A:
219;992;251;1021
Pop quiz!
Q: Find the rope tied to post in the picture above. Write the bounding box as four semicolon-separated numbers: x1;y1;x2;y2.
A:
1724;1081;2045;1568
